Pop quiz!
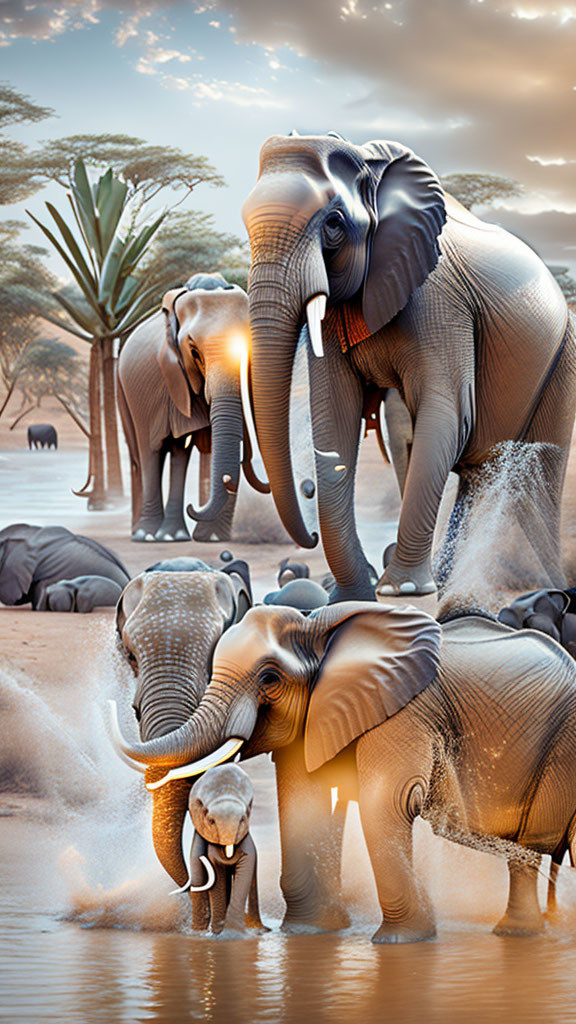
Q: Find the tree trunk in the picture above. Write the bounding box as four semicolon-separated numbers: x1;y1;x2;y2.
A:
102;336;123;500
86;340;106;509
9;404;35;430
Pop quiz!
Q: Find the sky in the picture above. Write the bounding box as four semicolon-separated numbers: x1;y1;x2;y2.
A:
2;0;576;272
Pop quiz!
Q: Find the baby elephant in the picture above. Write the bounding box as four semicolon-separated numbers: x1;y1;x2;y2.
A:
35;575;124;612
173;764;265;934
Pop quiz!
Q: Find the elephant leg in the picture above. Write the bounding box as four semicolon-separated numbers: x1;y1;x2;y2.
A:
208;867;229;935
192;456;237;543
356;724;435;944
433;471;476;595
246;871;266;930
493;860;545;936
274;741;350;933
308;333;375;602
133;447;166;541
224;835;262;933
156;438;192;541
515;443;568;589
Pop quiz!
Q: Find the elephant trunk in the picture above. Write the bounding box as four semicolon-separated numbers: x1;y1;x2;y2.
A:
109;683;257;770
148;773;192;887
249;256;327;548
186;372;242;523
137;665;204;743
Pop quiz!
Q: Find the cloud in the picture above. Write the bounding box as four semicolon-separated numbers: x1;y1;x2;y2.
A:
160;72;287;106
203;0;576;204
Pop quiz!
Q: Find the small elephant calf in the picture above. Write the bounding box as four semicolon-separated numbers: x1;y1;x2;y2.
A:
172;764;265;934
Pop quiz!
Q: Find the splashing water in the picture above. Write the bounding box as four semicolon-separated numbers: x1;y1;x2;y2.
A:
436;441;566;617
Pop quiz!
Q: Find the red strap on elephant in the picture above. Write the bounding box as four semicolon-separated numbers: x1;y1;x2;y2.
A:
324;297;372;353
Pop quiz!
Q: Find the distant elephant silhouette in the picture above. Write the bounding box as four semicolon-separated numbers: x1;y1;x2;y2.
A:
27;424;57;450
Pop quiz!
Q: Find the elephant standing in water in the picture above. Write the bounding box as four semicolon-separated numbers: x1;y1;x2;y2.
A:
172;764;265;934
241;133;576;599
113;604;576;943
118;273;268;544
112;561;251;922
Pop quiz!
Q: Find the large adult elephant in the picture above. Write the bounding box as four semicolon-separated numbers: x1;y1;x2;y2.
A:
118;273;268;544
241;133;576;599
111;604;576;943
111;561;251;923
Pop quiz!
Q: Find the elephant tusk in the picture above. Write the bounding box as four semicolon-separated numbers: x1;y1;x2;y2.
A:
170;855;216;895
145;738;245;791
306;294;327;358
225;845;234;859
240;345;268;484
107;700;147;774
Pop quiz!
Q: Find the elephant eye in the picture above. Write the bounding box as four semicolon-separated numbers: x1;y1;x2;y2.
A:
323;211;347;247
259;669;280;689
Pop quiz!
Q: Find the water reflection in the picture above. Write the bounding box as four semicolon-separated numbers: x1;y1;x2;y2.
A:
5;916;576;1024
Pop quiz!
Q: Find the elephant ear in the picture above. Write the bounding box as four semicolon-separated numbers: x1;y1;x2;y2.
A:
115;575;144;637
305;602;442;772
0;538;37;605
220;558;253;608
214;567;252;626
158;289;203;416
360;141;446;334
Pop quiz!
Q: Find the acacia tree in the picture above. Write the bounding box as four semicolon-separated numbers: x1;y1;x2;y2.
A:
440;172;524;210
142;210;249;297
0;221;58;419
8;339;89;434
29;159;171;505
0;84;54;206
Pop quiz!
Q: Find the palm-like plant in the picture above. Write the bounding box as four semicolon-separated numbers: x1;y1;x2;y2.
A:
28;159;166;505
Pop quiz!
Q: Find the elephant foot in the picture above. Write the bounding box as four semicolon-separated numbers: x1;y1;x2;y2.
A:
493;913;546;938
155;527;191;543
193;522;231;543
372;919;437;944
376;557;436;598
132;528;159;543
282;903;351;935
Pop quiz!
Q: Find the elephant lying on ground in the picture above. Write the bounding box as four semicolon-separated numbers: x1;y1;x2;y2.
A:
35;575;123;612
498;588;576;656
113;603;576;943
118;272;268;544
27;424;57;450
0;524;129;609
171;764;265;934
242;132;576;599
112;561;251;916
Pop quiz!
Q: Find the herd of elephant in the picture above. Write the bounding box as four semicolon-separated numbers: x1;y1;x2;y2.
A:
118;131;575;603
7;131;576;942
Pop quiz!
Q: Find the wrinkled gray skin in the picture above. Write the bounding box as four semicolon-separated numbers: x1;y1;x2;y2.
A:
180;764;265;933
242;133;576;600
27;424;57;449
35;574;123;612
0;524;129;609
115;605;576;943
118;273;266;544
114;563;251;924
